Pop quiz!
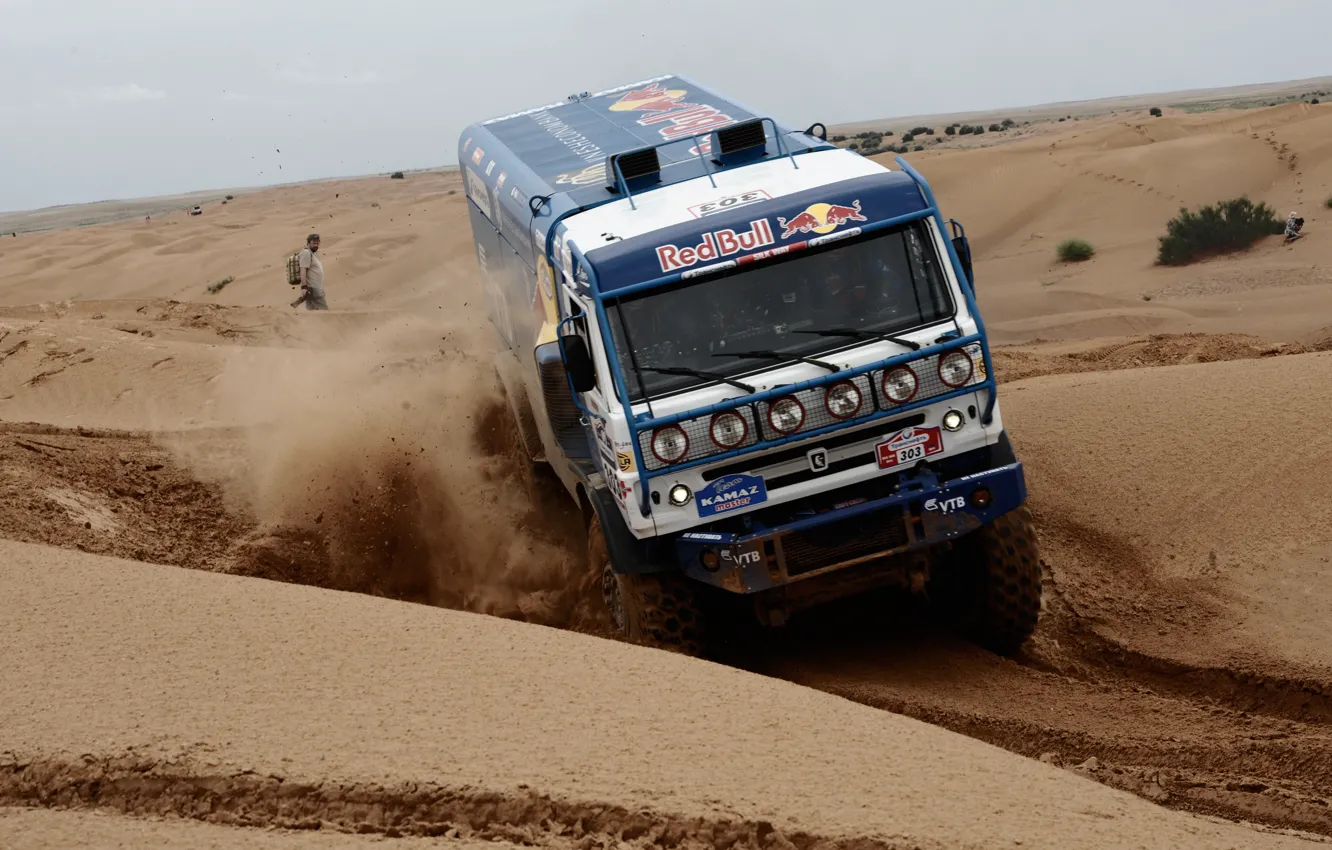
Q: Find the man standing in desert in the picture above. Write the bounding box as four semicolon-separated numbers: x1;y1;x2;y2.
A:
291;233;329;310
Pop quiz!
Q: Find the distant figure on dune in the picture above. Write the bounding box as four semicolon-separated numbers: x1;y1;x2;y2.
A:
1285;211;1305;243
291;233;329;311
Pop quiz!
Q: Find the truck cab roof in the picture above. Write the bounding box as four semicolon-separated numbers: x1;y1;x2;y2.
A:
457;75;847;274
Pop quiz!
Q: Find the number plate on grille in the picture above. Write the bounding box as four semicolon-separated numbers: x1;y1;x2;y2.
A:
875;426;944;470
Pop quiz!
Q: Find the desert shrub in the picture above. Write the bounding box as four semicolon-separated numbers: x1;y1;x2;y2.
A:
944;125;956;136
206;275;235;294
1325;195;1332;209
225;194;234;200
901;132;914;143
1156;197;1284;266
831;134;846;142
1058;117;1066;122
974;126;986;135
859;146;880;156
1056;238;1095;263
883;130;895;137
390;171;405;179
1149;107;1162;117
959;125;975;135
914;144;925;151
1313;99;1321;105
988;123;1002;132
1002;118;1016;128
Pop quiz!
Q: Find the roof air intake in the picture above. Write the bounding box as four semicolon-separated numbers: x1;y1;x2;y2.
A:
711;119;769;166
606;148;661;194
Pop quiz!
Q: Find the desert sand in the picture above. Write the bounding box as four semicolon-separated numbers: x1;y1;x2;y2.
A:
4;96;1332;847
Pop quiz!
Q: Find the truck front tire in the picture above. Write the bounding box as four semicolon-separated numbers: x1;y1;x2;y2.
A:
933;503;1042;656
588;512;706;656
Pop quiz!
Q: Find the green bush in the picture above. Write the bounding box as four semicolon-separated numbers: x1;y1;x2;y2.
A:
944;125;956;136
1002;118;1016;128
1324;195;1332;209
390;171;405;179
1156;197;1285;266
959;125;975;135
973;126;985;135
831;134;847;142
913;144;925;151
1149;107;1162;117
901;132;914;143
206;275;235;294
1056;239;1095;263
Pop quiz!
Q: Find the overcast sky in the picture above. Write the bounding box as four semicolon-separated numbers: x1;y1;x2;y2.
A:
2;0;1329;212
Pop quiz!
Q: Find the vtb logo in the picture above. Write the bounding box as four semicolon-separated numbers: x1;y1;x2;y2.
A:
777;200;867;240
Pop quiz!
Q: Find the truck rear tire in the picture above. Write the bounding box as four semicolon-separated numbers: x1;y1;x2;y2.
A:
933;503;1042;656
587;512;706;656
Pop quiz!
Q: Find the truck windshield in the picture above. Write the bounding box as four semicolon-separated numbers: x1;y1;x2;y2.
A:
605;219;956;402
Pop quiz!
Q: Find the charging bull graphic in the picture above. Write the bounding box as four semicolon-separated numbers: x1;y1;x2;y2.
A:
778;200;867;240
609;82;690;114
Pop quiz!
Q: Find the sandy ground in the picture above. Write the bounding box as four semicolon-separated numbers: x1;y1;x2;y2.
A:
4;98;1332;847
2;540;1323;850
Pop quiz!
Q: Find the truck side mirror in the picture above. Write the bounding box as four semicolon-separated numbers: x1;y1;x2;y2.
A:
560;334;597;394
951;234;974;287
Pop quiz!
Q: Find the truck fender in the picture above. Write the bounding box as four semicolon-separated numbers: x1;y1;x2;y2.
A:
990;430;1017;467
586;486;674;575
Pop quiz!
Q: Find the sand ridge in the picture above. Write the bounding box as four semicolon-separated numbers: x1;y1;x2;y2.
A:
2;539;1323;850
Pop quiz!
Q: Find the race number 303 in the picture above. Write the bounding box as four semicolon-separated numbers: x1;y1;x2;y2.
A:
876;426;944;470
688;190;772;219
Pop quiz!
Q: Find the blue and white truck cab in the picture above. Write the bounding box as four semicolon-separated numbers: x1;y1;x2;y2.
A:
459;76;1041;656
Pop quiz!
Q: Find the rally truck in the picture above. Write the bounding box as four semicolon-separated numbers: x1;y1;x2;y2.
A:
459;75;1041;656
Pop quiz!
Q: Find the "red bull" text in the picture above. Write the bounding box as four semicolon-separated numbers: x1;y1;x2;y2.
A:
656;220;776;272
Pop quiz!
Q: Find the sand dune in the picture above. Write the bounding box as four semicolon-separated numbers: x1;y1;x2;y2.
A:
4;98;1332;848
1;539;1319;850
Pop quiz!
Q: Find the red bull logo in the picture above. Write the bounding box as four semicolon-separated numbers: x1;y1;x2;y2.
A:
777;200;867;240
656;220;776;273
609;83;689;114
608;82;737;144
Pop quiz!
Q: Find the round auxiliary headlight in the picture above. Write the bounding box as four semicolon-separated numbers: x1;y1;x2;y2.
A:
710;411;748;448
767;396;805;435
880;366;919;405
938;350;974;388
668;484;692;506
651;425;689;464
825;381;863;420
942;409;965;432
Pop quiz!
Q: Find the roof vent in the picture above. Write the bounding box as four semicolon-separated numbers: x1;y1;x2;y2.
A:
710;119;769;166
605;147;661;193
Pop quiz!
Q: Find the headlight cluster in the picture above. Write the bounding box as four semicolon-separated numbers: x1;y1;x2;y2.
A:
638;345;987;470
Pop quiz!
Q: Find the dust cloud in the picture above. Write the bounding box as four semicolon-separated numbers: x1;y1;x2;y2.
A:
170;313;600;630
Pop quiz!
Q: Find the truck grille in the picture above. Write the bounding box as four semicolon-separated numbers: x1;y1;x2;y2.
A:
780;506;907;577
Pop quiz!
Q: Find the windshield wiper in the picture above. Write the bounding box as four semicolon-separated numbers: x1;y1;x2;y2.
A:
638;366;757;394
711;349;841;374
793;327;922;352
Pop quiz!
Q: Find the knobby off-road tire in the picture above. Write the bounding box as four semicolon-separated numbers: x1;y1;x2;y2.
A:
935;503;1042;656
587;512;707;656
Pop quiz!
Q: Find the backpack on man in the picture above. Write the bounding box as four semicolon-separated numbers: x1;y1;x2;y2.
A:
285;251;303;286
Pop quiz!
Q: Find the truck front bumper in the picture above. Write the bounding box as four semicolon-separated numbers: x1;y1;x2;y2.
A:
672;461;1026;594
